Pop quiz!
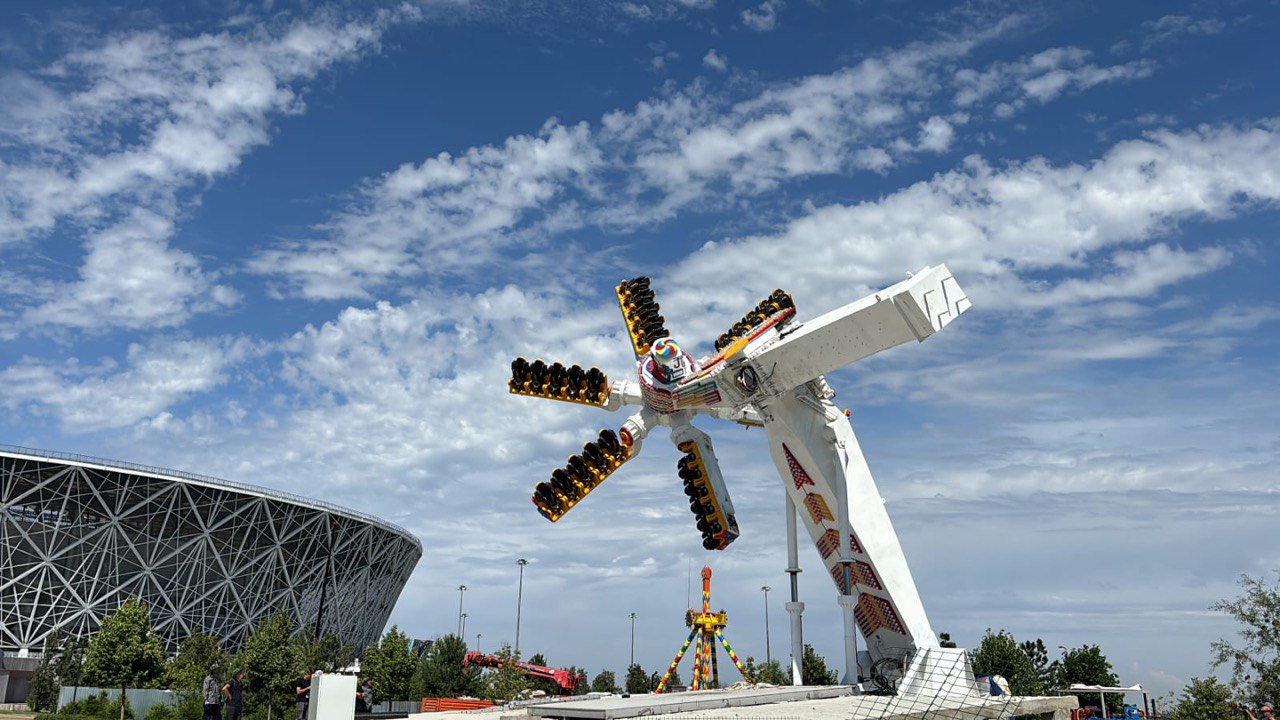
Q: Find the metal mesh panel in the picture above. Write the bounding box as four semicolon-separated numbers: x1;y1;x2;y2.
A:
854;648;1036;720
0;450;422;653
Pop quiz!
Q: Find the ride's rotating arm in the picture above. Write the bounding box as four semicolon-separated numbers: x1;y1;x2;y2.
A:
744;265;968;397
670;422;740;550
509;357;642;412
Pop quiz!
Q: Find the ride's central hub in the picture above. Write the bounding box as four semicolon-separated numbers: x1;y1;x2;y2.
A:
639;337;696;414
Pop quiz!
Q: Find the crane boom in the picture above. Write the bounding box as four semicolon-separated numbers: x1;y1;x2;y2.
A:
462;651;584;695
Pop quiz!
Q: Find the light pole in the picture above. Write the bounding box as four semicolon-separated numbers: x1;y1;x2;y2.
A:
629;613;637;667
761;586;772;664
457;585;467;637
476;633;482;654
460;613;468;641
515;559;528;659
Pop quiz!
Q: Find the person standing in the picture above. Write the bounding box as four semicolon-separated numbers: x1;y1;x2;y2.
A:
201;666;222;720
354;678;371;714
290;670;314;720
221;671;245;720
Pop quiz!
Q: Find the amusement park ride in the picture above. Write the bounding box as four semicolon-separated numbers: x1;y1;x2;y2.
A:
654;566;751;693
508;265;972;692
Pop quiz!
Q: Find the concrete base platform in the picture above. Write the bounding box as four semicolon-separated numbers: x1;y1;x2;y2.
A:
526;686;853;719
521;687;1078;720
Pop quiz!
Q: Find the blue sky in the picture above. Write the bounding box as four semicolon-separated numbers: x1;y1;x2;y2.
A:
2;0;1278;699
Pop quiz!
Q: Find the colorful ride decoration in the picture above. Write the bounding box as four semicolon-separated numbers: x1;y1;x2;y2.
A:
507;265;970;674
654;566;751;693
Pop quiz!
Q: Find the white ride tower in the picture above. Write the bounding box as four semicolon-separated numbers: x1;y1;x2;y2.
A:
509;265;971;693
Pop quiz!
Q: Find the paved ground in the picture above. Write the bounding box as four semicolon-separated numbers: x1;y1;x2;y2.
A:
406;688;1078;720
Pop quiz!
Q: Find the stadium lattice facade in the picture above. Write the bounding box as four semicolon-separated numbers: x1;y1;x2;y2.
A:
0;446;422;657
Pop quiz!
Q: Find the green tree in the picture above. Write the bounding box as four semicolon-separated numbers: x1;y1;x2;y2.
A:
753;659;789;685
296;633;356;675
1020;638;1053;691
801;645;838;685
624;664;649;694
410;634;482;699
939;632;958;649
1052;644;1118;710
237;612;304;720
479;644;531;703
1211;572;1280;707
1170;677;1238;720
28;635;61;712
590;670;619;694
165;632;227;696
968;629;1042;696
82;597;168;720
361;626;415;701
56;634;88;691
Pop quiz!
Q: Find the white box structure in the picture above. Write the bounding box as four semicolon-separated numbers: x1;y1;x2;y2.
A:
308;673;356;720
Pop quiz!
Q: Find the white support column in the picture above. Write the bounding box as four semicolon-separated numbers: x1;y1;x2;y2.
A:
838;594;858;685
785;494;804;686
832;443;859;687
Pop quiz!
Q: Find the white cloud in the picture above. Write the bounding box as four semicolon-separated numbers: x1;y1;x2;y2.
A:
258;19;1194;303
1141;15;1227;51
648;42;680;71
617;0;717;19
661;122;1280;338
0;6;420;331
954;46;1156;114
21;209;239;330
916;115;957;153
1016;243;1232;311
0;336;255;433
248;121;603;300
702;49;728;71
741;0;785;32
247;22;1185;302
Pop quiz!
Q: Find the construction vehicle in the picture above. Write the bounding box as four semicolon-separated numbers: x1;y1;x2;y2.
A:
462;651;585;695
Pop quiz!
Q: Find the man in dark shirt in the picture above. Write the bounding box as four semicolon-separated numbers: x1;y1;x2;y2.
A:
354;678;371;714
290;671;314;720
221;671;245;720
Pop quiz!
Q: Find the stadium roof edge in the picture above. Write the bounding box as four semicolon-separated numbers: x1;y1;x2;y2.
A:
0;444;421;551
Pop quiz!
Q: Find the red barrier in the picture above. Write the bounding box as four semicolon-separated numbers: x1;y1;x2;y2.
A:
419;698;496;713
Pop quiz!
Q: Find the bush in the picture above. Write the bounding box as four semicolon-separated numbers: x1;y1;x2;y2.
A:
59;693;111;719
142;702;181;720
56;691;134;720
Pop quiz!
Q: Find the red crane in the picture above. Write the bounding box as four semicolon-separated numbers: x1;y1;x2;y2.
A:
463;651;585;695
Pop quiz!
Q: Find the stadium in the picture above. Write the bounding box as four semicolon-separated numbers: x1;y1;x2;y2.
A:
0;445;422;701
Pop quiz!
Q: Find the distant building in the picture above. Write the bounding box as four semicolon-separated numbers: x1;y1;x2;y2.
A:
0;446;422;704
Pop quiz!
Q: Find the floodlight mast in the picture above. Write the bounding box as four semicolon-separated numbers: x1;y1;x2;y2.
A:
509;265;971;689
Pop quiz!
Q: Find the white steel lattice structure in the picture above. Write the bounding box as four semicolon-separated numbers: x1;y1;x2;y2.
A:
0;446;422;654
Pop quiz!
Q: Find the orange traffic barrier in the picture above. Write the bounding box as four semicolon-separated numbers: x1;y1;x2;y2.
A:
419;698;496;712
